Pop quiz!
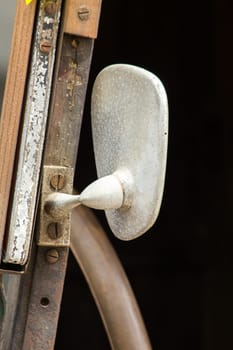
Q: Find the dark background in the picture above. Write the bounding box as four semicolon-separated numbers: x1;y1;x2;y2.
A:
56;1;233;349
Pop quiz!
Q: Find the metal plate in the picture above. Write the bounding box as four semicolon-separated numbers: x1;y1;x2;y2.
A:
91;64;168;240
38;166;74;247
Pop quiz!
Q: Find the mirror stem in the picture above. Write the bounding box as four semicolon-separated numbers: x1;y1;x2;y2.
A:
45;169;134;219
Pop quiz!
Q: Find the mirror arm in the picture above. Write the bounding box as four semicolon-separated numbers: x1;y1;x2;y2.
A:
45;168;134;219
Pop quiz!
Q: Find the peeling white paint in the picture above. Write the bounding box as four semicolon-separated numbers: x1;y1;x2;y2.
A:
3;1;62;265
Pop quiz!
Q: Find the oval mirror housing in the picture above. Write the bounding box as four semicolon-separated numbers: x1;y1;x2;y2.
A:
91;64;168;240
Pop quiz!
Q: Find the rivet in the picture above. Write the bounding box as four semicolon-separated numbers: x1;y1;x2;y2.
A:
47;222;63;240
46;249;59;264
77;6;90;21
39;40;52;54
50;174;65;191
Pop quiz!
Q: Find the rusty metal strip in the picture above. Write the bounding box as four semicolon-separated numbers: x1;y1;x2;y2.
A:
20;35;94;349
3;0;63;265
44;35;94;166
22;247;69;350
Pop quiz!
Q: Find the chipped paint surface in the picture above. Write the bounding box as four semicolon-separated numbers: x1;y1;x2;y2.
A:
3;0;62;265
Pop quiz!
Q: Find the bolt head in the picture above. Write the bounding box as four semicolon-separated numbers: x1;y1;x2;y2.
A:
50;174;65;191
46;249;59;264
39;40;52;54
47;222;62;240
77;6;90;21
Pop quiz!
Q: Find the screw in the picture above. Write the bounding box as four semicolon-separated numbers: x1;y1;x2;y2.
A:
44;1;57;16
77;6;90;21
39;40;52;54
50;174;65;191
47;222;62;239
46;249;59;264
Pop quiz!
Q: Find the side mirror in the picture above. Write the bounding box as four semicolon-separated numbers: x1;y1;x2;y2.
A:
3;63;168;267
45;64;168;240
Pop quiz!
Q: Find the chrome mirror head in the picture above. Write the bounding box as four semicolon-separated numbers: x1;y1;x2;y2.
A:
91;64;168;240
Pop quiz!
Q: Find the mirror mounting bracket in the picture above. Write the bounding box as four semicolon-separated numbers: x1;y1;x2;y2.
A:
38;165;74;247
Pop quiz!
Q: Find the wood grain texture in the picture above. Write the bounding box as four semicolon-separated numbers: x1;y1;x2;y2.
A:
0;0;37;256
64;0;102;38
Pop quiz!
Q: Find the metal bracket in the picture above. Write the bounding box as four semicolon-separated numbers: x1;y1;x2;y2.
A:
38;165;74;247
